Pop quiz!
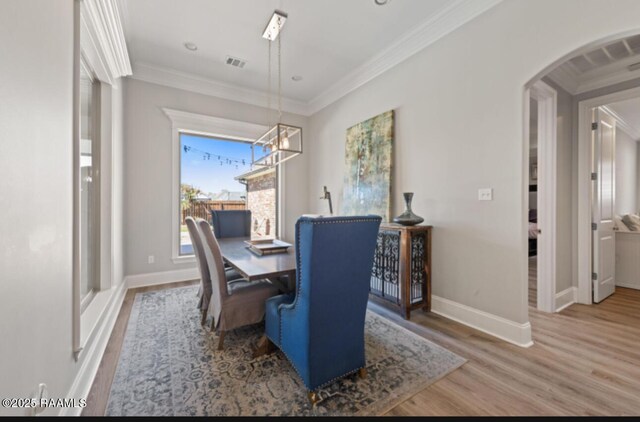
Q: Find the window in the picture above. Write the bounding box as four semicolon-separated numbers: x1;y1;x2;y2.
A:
164;109;279;262
79;58;100;310
179;133;279;256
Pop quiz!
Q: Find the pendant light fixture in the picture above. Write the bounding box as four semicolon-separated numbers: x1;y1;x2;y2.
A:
251;10;303;169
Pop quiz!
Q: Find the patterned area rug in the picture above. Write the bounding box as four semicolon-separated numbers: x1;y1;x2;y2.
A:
106;286;465;416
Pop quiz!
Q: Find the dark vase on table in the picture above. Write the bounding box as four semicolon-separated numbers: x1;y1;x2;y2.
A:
392;192;424;226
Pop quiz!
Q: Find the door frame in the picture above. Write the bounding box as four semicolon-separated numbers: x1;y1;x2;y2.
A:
577;86;640;304
528;80;557;313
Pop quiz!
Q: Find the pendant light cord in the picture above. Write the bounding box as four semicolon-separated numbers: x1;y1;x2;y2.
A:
278;32;282;122
267;39;272;129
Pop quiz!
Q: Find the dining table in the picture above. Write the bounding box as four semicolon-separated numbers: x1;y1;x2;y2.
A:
217;237;297;283
217;237;297;357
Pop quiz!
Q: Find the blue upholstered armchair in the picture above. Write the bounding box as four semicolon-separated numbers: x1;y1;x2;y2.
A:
265;215;382;403
210;210;252;238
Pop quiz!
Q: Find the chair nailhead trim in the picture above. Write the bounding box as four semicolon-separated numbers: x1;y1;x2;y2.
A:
276;217;379;392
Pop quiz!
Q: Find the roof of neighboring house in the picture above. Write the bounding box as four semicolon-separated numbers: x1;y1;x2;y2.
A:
234;166;276;182
194;192;212;201
210;191;246;201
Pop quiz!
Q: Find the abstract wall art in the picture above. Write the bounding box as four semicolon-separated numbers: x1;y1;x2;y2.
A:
342;110;394;221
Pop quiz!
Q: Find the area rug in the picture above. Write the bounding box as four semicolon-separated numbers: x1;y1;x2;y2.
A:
106;286;465;416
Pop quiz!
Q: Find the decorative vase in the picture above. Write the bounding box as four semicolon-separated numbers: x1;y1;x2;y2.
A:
392;192;424;226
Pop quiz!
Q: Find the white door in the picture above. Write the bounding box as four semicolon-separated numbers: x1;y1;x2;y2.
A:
592;108;616;303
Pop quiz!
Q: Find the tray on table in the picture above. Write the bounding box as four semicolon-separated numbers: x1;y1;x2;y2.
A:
244;239;292;256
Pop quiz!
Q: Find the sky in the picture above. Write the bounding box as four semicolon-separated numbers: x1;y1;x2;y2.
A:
180;133;253;195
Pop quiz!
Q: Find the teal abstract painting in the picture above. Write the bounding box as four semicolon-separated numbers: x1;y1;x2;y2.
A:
342;110;394;221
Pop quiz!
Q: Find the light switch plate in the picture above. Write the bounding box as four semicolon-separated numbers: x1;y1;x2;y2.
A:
478;188;493;201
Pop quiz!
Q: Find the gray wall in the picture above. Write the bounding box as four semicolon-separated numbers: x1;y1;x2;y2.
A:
122;78;309;276
637;146;640;213
0;0;80;415
616;129;638;215
306;0;640;324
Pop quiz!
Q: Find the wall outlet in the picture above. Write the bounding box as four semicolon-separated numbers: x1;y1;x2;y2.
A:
478;188;493;201
148;255;155;264
32;383;47;416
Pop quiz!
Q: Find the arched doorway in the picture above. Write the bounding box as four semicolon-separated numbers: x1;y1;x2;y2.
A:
524;31;640;316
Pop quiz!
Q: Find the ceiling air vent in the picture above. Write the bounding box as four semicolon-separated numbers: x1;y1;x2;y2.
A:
225;56;247;69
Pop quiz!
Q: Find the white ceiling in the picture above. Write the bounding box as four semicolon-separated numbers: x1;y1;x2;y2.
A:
119;0;501;114
607;97;640;140
547;34;640;95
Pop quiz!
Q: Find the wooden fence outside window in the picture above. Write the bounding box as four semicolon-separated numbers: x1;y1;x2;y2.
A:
181;200;246;224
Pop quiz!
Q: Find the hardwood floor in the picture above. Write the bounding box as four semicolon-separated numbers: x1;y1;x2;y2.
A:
83;280;640;416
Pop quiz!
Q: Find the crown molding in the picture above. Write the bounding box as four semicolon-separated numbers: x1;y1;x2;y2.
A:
601;105;640;140
306;0;503;114
128;0;501;117
81;0;131;85
131;62;313;116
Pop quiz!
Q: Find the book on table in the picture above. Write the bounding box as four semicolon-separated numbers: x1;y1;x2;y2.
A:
244;239;292;256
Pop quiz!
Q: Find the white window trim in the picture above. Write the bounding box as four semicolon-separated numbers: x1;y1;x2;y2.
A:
73;0;130;358
162;108;268;264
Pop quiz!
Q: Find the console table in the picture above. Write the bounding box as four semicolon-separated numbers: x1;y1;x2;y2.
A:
369;223;432;320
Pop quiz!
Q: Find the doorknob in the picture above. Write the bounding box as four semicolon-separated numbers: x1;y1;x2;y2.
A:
537;229;542;234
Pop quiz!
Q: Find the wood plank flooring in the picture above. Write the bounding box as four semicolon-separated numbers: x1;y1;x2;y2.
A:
83;279;640;416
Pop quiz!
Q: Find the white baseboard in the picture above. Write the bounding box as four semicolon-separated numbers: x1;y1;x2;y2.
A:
125;267;199;289
61;281;127;416
431;295;533;348
555;286;577;312
615;282;640;290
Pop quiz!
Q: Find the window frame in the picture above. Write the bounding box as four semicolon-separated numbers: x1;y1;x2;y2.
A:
78;55;101;312
163;108;273;264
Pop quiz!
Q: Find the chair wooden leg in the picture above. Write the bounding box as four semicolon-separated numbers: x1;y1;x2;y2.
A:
209;317;215;332
217;330;226;351
200;310;207;326
307;391;319;406
252;335;275;358
358;367;367;379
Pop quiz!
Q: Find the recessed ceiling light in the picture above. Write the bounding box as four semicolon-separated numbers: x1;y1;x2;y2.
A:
374;0;388;5
291;75;303;82
184;42;198;51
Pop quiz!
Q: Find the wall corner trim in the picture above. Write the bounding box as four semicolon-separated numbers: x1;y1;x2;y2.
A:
431;295;534;348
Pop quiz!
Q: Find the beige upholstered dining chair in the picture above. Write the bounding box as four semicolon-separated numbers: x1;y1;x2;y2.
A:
185;217;241;326
196;218;280;350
